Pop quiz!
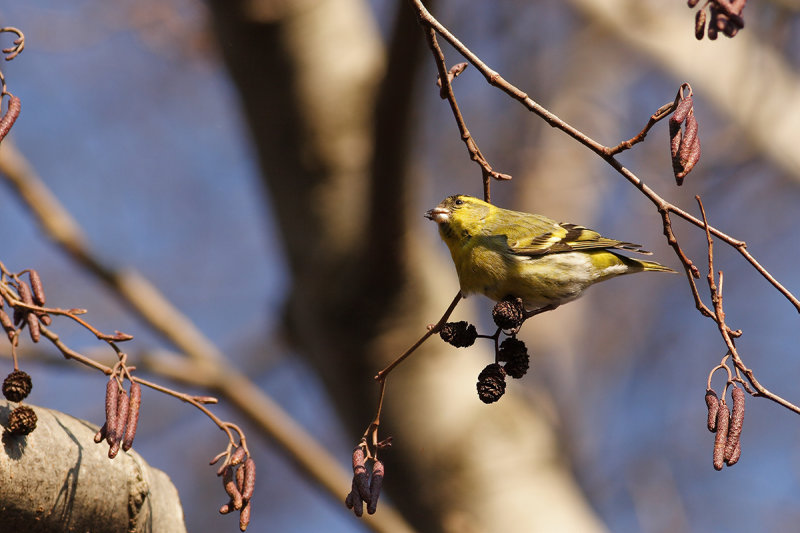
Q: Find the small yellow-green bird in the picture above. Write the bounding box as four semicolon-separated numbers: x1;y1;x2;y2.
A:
425;194;675;312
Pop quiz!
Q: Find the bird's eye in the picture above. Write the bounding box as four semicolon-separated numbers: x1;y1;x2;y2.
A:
454;198;464;206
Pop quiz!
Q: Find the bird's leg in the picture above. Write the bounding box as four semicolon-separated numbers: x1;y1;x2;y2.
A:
502;303;559;335
521;304;558;321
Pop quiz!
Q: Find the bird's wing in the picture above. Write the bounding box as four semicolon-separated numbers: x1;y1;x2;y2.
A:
509;222;652;257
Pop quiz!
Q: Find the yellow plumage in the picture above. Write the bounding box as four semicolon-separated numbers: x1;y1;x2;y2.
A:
425;195;675;311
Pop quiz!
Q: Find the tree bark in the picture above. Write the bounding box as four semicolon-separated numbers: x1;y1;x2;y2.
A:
0;401;185;533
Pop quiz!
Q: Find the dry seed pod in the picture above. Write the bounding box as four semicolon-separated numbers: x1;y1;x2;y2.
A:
94;421;108;443
352;447;371;502
219;502;234;515
705;389;719;432
108;439;121;458
6;405;37;435
0;94;20;143
671;104;701;184
122;382;141;451
106;390;130;459
670;120;682;162
113;390;129;444
0;307;10;329
230;445;246;466
241;458;256;501
687;0;700;6
367;460;384;515
712;399;730;470
26;313;40;343
492;298;525;331
722;12;744;37
671;95;694;124
3;370;32;402
477;363;507;404
223;464;243;510
695;9;707;40
714;11;730;31
18;280;33;306
347;479;364;517
726;440;742;466
0;308;14;341
439;321;478;348
239;500;251;531
236;461;245;492
723;387;745;464
677;114;700;171
109;390;128;458
105;378;119;446
707;19;719;39
28;270;45;305
17;281;39;342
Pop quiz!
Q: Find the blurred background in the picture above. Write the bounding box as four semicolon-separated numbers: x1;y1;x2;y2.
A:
1;1;800;532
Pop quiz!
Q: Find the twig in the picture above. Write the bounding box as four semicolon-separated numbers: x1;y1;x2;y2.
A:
0;27;25;61
421;27;510;203
364;291;461;454
697;197;800;414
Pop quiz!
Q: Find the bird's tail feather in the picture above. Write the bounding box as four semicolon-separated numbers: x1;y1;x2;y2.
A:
636;259;677;273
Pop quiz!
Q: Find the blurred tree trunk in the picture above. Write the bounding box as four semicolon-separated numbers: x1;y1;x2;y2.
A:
207;1;608;531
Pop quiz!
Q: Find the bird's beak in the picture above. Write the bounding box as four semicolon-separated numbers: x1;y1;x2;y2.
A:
425;206;450;223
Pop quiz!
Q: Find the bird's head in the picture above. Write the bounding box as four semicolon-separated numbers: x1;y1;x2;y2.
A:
425;195;491;240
